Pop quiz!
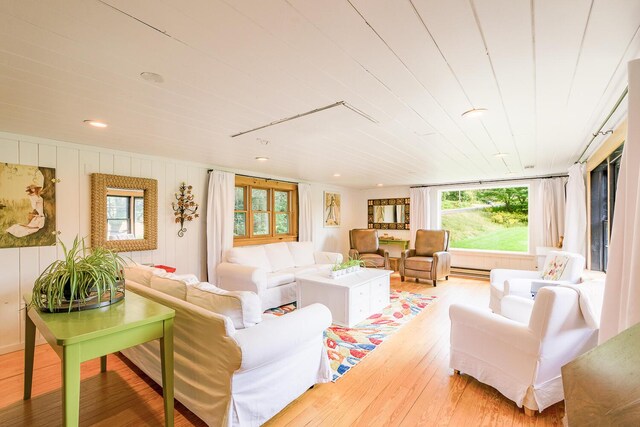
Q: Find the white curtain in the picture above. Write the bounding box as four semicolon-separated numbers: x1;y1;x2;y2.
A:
530;177;566;250
298;183;313;242
206;170;235;283
563;163;587;257
600;58;640;344
410;187;431;246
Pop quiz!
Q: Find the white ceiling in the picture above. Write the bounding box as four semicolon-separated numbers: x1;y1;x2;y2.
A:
0;0;638;188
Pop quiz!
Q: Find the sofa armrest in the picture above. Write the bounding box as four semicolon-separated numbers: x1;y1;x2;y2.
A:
314;251;344;265
233;303;331;370
490;268;541;285
501;295;535;324
216;263;268;294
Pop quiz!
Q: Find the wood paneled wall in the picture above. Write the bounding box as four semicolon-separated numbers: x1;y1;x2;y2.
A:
0;132;209;354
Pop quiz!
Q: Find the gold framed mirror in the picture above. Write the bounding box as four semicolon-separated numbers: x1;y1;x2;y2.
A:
91;173;158;252
367;198;410;230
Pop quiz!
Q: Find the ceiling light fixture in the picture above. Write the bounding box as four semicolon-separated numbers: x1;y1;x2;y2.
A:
461;108;488;118
333;173;341;177
255;156;269;161
140;72;164;83
377;183;384;187
493;152;509;158
83;120;108;128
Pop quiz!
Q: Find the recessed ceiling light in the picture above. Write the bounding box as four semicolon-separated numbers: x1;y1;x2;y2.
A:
461;108;488;118
140;72;164;83
255;156;269;161
494;152;509;158
333;173;341;177
377;183;384;187
83;120;107;128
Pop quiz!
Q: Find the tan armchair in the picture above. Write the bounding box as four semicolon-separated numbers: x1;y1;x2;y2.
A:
349;229;390;269
400;229;451;286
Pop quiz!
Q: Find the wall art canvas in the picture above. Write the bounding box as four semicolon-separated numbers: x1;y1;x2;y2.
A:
0;163;56;248
324;191;341;227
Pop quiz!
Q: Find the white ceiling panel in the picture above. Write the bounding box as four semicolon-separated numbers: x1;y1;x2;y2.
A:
0;0;637;188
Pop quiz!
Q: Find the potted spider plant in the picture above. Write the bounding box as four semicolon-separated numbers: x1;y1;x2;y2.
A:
32;236;127;312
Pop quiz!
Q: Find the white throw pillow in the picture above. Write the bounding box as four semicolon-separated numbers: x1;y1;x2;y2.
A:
186;282;262;329
226;245;272;271
264;242;296;272
124;264;168;287
542;255;570;280
287;241;316;267
149;274;198;300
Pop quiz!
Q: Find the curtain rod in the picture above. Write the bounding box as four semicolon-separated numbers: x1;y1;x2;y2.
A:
577;86;628;163
410;173;568;189
207;170;299;185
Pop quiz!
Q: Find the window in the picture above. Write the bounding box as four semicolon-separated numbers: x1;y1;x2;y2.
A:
440;186;529;252
106;189;144;240
234;176;298;245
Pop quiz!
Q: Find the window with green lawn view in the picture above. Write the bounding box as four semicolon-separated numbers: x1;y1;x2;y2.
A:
234;176;298;245
440;186;529;252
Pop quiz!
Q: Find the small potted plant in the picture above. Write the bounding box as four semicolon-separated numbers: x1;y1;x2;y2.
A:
31;236;127;312
330;257;365;279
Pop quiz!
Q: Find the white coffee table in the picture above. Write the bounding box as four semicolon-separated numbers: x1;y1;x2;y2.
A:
297;268;391;327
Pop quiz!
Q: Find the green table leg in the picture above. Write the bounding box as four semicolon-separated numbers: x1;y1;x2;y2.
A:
23;308;36;400
100;355;107;372
160;318;174;427
62;345;81;427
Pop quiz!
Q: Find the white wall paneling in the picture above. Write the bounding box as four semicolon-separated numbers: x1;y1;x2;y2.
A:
0;131;212;354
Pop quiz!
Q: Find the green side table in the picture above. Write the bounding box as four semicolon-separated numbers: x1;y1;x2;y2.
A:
23;291;175;427
378;238;410;251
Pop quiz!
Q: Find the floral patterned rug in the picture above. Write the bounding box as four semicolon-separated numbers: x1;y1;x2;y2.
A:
265;290;437;382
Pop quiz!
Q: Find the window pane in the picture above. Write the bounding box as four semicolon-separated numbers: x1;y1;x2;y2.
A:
134;197;144;238
234;212;246;236
253;213;269;235
235;187;245;210
440;187;529;252
252;188;268;211
275;213;289;234
107;196;129;220
275;191;288;212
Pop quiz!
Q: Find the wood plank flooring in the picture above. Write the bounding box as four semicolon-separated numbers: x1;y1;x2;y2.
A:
0;275;564;426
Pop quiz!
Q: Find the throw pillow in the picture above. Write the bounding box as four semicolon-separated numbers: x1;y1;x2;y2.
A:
542;255;570;280
186;282;262;329
287;241;316;267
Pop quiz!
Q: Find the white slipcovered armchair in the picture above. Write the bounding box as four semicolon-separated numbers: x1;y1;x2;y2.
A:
450;287;598;415
489;250;585;313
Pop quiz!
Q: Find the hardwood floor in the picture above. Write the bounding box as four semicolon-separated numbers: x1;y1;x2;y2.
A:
0;275;564;426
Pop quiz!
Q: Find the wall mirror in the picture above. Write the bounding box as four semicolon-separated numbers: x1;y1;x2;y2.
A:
367;198;410;229
91;173;158;252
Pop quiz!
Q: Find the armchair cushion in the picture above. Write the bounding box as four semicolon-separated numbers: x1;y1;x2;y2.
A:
415;229;449;257
404;256;433;271
359;253;385;268
186;282;263;329
350;229;379;253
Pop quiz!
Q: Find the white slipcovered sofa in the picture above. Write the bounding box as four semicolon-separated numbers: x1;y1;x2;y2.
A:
122;265;332;426
450;286;598;415
216;241;343;310
489;250;585;314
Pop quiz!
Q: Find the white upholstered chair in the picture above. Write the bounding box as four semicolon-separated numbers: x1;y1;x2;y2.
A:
489;250;585;314
450;287;598;415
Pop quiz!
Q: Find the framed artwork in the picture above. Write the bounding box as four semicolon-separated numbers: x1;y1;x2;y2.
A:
324;191;341;227
0;163;57;248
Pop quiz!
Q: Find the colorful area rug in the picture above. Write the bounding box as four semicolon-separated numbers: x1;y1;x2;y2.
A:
265;290;436;382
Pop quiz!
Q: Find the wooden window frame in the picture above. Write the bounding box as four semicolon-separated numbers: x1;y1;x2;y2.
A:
234;176;298;246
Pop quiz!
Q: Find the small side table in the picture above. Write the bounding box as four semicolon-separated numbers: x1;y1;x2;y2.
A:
23;292;175;427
